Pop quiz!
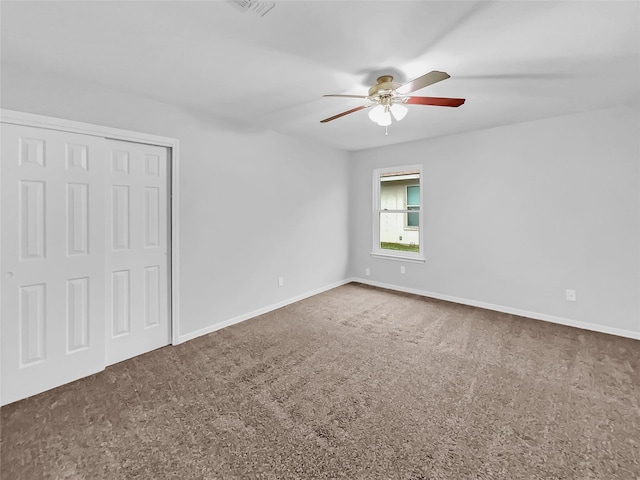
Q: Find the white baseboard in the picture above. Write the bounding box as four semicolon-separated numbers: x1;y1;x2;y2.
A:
349;277;640;341
176;277;639;344
176;279;352;344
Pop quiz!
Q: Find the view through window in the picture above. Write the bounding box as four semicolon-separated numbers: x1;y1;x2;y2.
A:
373;166;423;259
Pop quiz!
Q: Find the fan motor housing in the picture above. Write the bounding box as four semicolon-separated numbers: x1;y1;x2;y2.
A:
368;75;401;97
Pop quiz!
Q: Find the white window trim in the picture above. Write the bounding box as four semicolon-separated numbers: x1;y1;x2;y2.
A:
371;164;425;263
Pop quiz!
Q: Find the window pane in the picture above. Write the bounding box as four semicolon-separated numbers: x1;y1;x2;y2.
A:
379;171;420;209
407;185;420;206
407;211;419;227
379;212;420;252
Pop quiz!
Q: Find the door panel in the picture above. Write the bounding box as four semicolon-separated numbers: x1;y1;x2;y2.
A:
1;124;106;405
105;140;169;365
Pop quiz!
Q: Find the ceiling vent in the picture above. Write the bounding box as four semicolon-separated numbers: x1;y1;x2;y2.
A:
227;0;276;17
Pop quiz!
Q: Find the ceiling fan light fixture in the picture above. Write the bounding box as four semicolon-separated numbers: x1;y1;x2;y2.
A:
390;103;408;122
320;70;465;126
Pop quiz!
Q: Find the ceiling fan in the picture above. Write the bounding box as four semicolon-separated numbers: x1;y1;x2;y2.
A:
320;71;465;126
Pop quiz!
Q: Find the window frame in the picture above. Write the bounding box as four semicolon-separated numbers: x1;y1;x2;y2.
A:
371;165;425;263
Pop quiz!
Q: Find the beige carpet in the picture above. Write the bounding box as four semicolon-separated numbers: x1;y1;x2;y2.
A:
2;282;639;479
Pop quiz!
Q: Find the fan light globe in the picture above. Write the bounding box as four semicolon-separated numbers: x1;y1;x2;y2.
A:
390;104;408;121
377;111;392;126
368;105;384;123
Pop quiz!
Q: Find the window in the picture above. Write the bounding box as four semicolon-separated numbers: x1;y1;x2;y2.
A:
372;165;424;262
406;185;420;228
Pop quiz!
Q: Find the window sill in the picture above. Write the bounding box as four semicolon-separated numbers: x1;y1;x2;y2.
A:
370;252;426;264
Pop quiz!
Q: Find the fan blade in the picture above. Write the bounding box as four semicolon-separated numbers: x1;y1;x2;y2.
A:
404;96;465;107
396;71;450;95
323;94;369;99
320;105;371;123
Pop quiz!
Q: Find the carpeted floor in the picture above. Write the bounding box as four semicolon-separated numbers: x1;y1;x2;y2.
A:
2;282;639;479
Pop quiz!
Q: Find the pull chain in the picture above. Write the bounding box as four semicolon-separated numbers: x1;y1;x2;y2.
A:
385;125;389;136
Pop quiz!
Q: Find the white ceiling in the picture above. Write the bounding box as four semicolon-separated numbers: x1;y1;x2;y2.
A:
1;1;639;151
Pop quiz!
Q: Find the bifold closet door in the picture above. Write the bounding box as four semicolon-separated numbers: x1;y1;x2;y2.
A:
105;139;169;366
1;123;107;406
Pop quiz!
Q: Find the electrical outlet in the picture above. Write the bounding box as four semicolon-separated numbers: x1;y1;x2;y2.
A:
278;277;284;287
365;268;370;276
400;265;406;274
566;289;576;301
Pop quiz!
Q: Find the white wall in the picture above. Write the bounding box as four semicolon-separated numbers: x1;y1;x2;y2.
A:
1;63;350;340
349;106;640;337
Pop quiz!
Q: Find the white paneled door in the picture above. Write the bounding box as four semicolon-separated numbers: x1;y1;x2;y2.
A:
1;122;171;405
1;124;107;405
105;140;169;366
